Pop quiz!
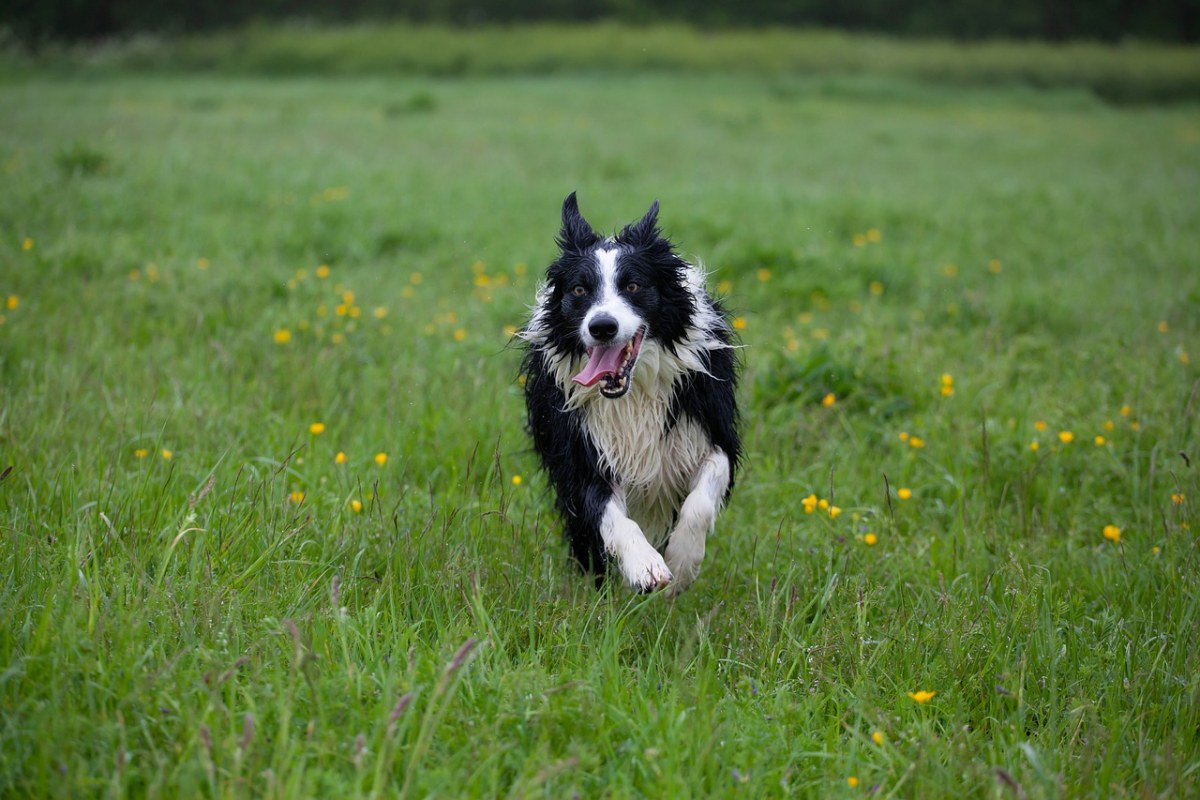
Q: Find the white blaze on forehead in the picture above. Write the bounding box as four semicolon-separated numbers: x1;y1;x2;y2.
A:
595;247;620;291
582;247;641;346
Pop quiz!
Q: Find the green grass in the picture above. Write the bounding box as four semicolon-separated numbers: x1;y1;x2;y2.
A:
7;22;1200;103
1;57;1199;798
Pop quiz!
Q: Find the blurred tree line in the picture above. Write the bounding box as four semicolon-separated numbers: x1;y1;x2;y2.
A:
5;0;1197;43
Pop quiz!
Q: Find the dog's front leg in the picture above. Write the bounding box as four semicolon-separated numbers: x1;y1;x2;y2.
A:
599;495;673;592
664;448;731;593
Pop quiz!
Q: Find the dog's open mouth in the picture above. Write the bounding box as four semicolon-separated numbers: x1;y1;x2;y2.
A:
572;327;646;399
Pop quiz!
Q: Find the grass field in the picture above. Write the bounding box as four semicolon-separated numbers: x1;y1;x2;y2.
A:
10;23;1200;104
2;30;1200;798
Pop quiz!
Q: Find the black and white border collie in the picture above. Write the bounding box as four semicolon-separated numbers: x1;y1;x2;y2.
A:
519;193;740;593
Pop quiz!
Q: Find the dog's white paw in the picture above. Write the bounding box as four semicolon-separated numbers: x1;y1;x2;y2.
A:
663;538;704;595
620;543;673;593
662;494;713;595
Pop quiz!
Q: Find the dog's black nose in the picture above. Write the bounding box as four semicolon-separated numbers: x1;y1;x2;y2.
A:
588;314;619;342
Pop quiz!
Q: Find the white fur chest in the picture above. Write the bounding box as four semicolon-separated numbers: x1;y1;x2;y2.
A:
536;334;722;548
581;376;712;546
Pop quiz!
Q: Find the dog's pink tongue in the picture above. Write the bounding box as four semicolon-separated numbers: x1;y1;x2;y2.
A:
573;345;624;387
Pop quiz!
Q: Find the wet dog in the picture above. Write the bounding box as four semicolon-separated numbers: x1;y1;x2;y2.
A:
519;193;740;592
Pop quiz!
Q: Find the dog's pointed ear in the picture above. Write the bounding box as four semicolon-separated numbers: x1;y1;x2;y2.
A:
557;191;598;251
619;200;661;245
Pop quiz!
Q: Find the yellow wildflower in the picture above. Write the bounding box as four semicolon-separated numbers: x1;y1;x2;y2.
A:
374;452;388;466
818;499;830;511
1120;405;1132;417
1103;420;1115;431
869;280;884;296
717;279;733;294
1034;420;1047;432
1157;320;1169;334
1029;441;1040;452
316;264;330;279
732;316;746;331
1171;493;1184;505
1152;546;1161;555
335;451;347;465
755;268;772;282
1058;431;1074;444
987;258;1002;274
161;449;172;460
373;306;388;319
350;499;363;513
828;506;842;519
864;533;878;546
273;328;291;344
898;431;909;442
872;730;885;745
908;690;936;704
802;494;818;514
847;776;859;788
309;422;326;435
867;228;882;243
511;475;523;486
909;436;926;449
289;490;305;504
1103;524;1121;543
133;448;149;459
22;237;34;251
897;488;912;500
5;295;18;310
821;392;836;408
853;233;867;247
1094;435;1106;446
453;328;467;342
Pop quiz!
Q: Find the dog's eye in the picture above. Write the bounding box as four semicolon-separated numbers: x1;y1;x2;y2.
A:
626;282;640;293
572;285;587;297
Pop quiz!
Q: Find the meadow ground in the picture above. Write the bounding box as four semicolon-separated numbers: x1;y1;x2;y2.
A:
1;33;1199;798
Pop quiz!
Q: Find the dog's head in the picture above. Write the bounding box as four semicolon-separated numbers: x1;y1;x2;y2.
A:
536;192;696;399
